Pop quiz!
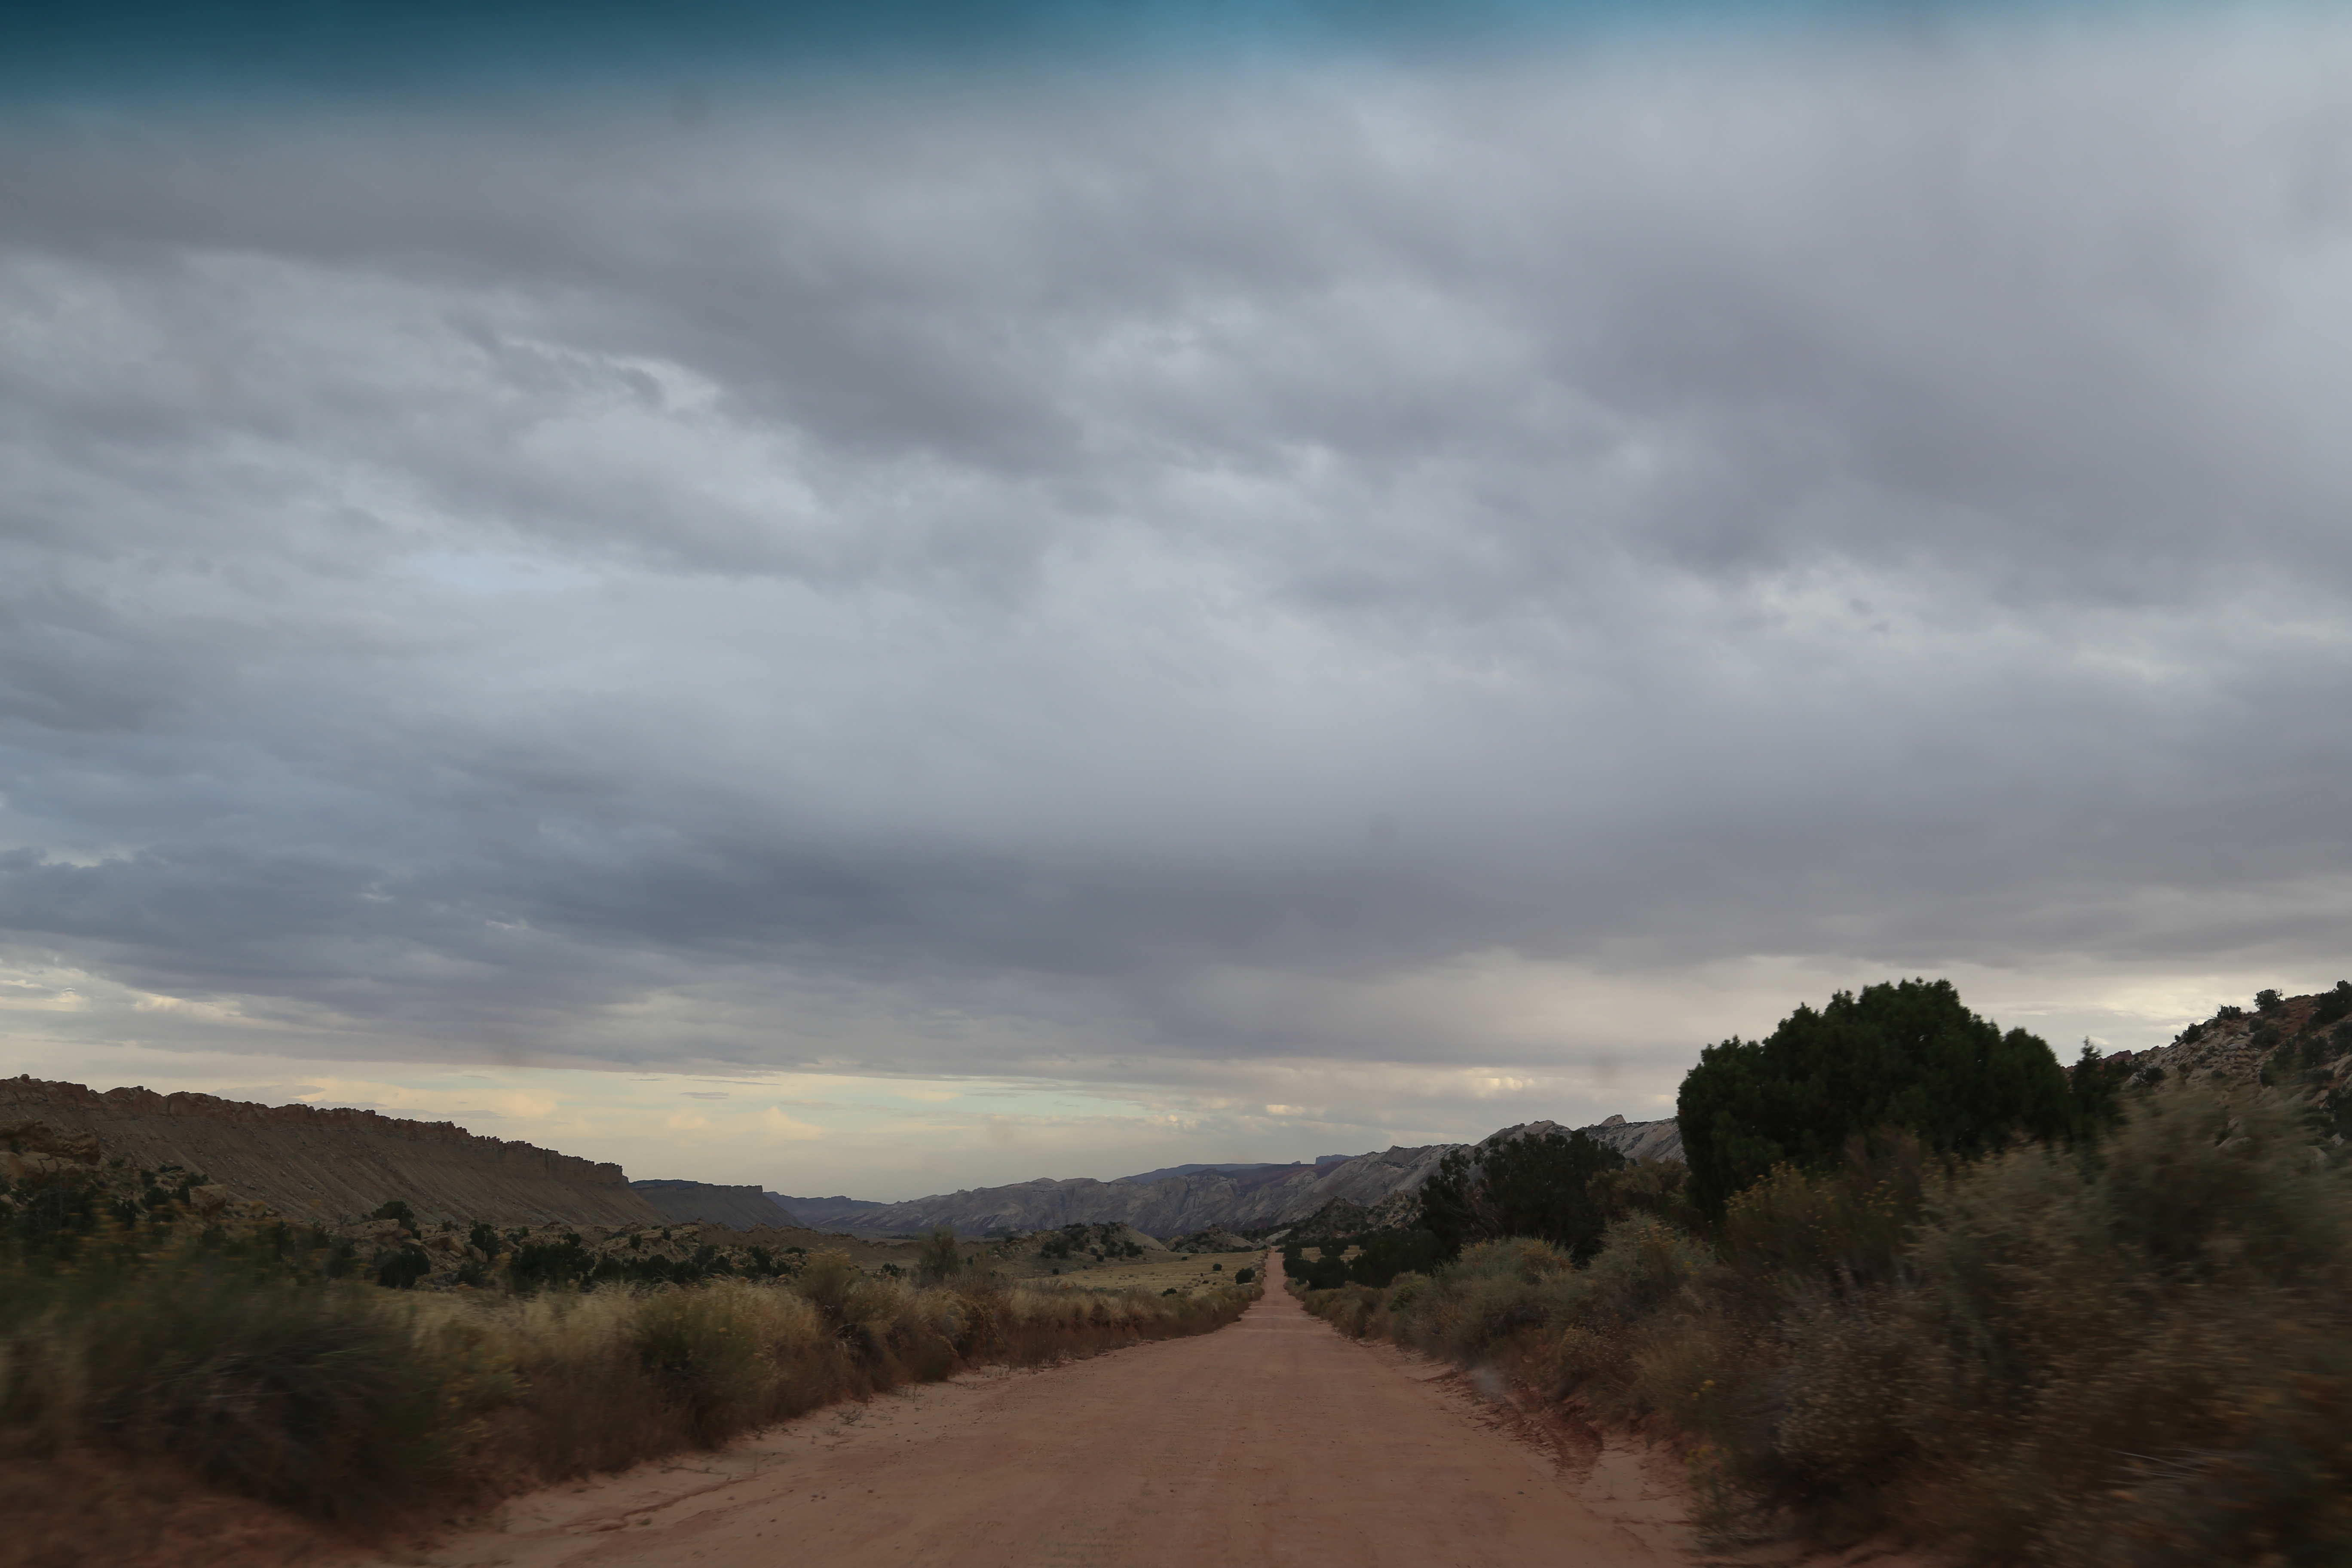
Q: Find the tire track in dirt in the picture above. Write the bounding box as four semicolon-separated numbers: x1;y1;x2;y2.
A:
371;1255;1692;1568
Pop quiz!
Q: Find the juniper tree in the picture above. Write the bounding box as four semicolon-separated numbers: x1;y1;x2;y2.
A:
1676;977;2073;1220
1417;1127;1625;1261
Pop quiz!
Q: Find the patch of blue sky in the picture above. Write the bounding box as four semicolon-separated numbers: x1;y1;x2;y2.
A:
0;0;2226;107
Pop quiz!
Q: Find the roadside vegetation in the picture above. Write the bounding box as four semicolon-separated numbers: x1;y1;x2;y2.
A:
1293;979;2352;1567
0;1147;1256;1558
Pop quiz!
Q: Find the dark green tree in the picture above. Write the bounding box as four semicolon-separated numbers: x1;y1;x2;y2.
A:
1298;1251;1351;1289
2067;1042;2132;1140
1676;978;2073;1220
1417;1128;1626;1261
1346;1228;1444;1286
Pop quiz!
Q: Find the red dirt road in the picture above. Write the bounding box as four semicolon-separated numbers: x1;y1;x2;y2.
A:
388;1256;1690;1568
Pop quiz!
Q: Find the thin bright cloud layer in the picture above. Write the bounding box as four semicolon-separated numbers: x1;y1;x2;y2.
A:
4;10;2351;1190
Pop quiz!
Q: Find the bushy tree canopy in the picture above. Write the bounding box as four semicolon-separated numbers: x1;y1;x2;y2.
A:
1418;1127;1625;1261
1676;978;2073;1219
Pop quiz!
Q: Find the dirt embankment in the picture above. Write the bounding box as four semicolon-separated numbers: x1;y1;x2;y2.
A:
0;1076;665;1227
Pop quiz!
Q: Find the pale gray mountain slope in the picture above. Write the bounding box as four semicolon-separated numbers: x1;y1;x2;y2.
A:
767;1193;891;1230
1113;1161;1286;1184
822;1116;1682;1237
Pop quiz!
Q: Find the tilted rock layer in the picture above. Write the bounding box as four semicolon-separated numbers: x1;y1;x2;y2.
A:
0;1075;667;1227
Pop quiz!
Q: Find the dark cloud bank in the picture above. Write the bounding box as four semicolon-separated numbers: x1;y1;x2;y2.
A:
4;16;2352;1107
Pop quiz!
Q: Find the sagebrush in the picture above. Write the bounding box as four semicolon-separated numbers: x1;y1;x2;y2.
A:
1299;1091;2352;1566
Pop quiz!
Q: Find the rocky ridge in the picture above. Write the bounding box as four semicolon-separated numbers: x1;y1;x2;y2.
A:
2086;982;2352;1139
0;1075;666;1227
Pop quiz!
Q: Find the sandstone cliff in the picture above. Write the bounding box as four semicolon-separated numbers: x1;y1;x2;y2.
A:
0;1076;667;1227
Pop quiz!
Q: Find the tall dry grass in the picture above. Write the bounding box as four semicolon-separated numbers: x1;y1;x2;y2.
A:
1298;1091;2352;1565
0;1222;1256;1542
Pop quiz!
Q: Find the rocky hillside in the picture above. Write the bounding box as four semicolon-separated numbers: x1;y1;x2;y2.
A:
820;1114;1684;1237
631;1179;801;1228
0;1076;667;1227
2088;981;2352;1137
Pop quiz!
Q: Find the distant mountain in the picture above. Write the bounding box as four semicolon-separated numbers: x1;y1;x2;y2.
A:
1113;1161;1288;1185
631;1179;799;1229
799;1115;1684;1239
769;1192;896;1231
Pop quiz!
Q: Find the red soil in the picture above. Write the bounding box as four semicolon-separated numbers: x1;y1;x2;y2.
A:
368;1254;1684;1568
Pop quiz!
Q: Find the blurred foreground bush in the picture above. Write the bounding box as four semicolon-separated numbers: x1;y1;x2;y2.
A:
1298;1090;2352;1566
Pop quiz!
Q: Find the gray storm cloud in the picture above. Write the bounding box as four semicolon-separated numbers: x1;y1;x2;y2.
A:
3;21;2351;1087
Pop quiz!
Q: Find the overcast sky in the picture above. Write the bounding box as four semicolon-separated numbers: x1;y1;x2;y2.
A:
4;4;2349;1196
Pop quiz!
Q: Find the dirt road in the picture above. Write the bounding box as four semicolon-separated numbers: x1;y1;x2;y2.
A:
387;1256;1690;1568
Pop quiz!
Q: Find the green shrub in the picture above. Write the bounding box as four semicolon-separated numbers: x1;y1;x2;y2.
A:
1418;1129;1625;1260
1678;977;2073;1219
2310;980;2352;1032
1347;1228;1443;1287
1573;1217;1711;1327
1303;1087;2352;1565
1718;1131;1926;1291
628;1290;770;1446
915;1226;963;1288
3;1247;460;1527
1589;1158;1699;1232
2067;1041;2131;1137
374;1246;432;1290
1383;1270;1431;1316
507;1233;594;1292
1408;1237;1577;1361
1782;1090;2352;1561
1296;1252;1351;1290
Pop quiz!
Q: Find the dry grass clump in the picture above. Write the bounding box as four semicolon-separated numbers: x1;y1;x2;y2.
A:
0;1231;470;1529
1300;1091;2352;1565
0;1226;1256;1544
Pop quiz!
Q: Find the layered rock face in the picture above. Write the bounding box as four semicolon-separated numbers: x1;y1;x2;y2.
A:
821;1115;1684;1237
631;1179;801;1229
0;1076;667;1227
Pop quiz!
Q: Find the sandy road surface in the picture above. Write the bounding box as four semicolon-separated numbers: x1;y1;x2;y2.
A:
380;1256;1689;1568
